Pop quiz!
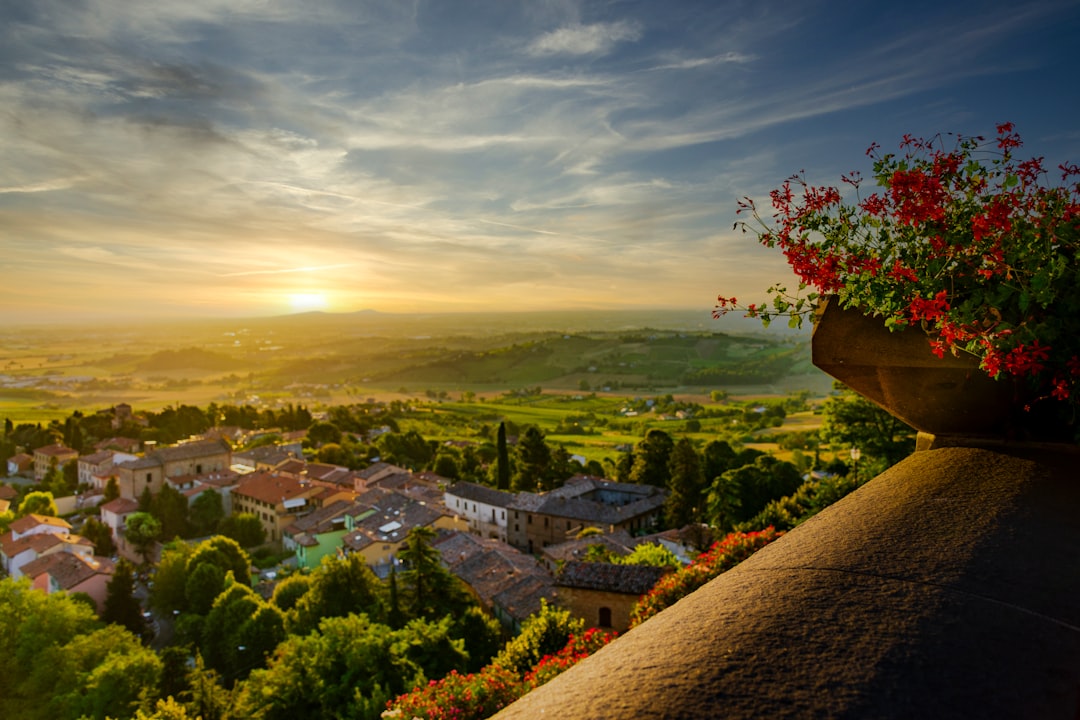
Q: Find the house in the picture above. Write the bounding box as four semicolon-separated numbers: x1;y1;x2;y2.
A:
0;514;92;579
434;530;556;631
554;560;670;632
114;439;231;499
506;476;668;554
283;499;354;570
78;449;138;489
94;436;141;454
353;462;408;492
192;470;243;516
33;443;79;481
231;445;298;471
7;452;33;477
540;529;640;572
341;488;466;576
99;496;140;540
444;481;515;543
230;470;324;544
22;553;115;614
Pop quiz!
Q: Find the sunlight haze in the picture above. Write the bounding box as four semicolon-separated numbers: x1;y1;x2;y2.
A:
1;0;1078;324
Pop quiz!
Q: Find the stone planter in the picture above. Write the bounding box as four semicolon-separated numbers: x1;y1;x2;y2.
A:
811;296;1058;446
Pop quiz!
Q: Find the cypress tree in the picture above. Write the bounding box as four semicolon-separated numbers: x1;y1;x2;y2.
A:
496;421;510;490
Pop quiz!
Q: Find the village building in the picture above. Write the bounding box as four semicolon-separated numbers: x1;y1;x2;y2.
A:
230;470;326;544
353;461;409;492
78;449;138;489
6;452;34;478
340;488;466;576
283;499;354;570
555;560;670;632
434;530;556;632
506;476;668;554
32;443;79;481
0;514;93;579
444;481;515;543
22;553;116;614
99;496;140;540
114;438;231;499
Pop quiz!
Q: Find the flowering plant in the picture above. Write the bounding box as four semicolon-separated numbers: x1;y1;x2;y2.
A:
716;123;1080;411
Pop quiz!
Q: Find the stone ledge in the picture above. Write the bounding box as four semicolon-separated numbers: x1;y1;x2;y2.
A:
494;446;1080;718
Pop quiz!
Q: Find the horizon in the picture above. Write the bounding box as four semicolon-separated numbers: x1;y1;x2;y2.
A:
2;1;1078;325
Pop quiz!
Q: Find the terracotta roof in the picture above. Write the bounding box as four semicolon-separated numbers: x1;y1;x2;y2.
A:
556;560;669;595
285;499;354;536
233;471;310;505
100;497;140;515
9;514;72;535
273;458;307;476
541;530;639;565
79;450;115;465
493;573;557;622
7;453;33;468
21;553;114;589
34;443;78;457
357;461;408;479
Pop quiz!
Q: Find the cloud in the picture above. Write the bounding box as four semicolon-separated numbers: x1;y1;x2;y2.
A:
527;21;642;56
648;52;756;71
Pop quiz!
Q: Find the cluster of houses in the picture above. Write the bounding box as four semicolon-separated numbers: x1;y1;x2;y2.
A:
3;428;683;633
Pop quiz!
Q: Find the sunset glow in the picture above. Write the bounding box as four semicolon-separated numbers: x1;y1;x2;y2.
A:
1;1;1077;325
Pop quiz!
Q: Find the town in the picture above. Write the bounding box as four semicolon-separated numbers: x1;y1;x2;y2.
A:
0;389;892;719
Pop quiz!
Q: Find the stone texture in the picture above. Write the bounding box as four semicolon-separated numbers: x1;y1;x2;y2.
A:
493;445;1080;719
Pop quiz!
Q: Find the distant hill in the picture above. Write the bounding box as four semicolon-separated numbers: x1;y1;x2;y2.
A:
136;347;244;372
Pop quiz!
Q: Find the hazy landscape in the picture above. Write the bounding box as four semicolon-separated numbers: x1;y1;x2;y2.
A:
0;310;829;428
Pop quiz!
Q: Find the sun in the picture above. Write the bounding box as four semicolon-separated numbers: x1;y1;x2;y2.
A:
287;292;329;313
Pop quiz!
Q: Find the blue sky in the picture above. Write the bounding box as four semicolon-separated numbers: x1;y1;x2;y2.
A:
2;0;1078;323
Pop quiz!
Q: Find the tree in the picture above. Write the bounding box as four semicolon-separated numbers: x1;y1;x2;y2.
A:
398;525;470;620
629;429;674;487
496;421;510;490
820;383;915;469
219;513;266;549
269;574;312;612
200;584;285;681
493;599;583;675
512;425;551;492
189;489;224;537
102;558;149;640
181;653;231;720
188;536;252;586
150;541;194;614
665;438;706;528
307;421;343;447
0;578;161;720
17;490;57;518
618;542;682;569
103;476;121;503
290;554;387;636
125;512;162;564
151;483;190;539
232;614;467;720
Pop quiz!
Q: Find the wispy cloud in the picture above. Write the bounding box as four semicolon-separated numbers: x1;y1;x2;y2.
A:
527;21;642;56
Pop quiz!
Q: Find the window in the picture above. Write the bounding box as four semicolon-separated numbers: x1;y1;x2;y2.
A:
146;472;152;483
196;464;203;474
527;515;533;524
543;517;548;528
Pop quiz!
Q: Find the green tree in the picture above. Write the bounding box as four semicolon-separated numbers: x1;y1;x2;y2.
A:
820;383;916;469
151;483;190;539
189;489;224;537
665;437;705;528
307;421;343;447
290;554;386;635
185;562;226;616
188;536;252;587
398;526;471;621
629;429;674;487
181;653;231;720
150;541;194;614
125;512;162;564
617;542;682;569
17;490;58;518
103;476;121;503
512;425;551;492
232;613;467;720
200;584;285;682
493;599;583;675
102;558;149;640
496;421;510;490
269;573;312;612
219;513;266;549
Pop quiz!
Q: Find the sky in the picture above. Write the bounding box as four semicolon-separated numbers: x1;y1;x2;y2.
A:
2;0;1079;325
